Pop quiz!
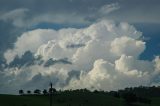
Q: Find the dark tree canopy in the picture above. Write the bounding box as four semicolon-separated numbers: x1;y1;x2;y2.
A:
34;89;41;95
19;89;24;95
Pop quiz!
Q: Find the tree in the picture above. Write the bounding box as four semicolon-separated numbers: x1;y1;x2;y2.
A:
27;90;31;94
123;92;137;104
138;97;151;104
43;89;48;95
49;88;57;94
34;89;41;95
19;89;24;95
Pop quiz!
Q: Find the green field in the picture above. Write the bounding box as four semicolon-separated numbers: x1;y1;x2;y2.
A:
0;93;160;106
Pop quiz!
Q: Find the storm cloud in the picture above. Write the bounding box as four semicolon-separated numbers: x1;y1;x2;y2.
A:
0;20;160;94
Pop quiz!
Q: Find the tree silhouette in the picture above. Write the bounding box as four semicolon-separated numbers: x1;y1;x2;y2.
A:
27;90;31;94
43;89;48;95
34;89;41;95
19;89;24;95
123;92;137;104
49;83;53;106
49;88;57;94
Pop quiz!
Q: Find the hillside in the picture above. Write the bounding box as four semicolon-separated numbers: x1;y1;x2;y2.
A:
0;93;124;106
0;91;160;106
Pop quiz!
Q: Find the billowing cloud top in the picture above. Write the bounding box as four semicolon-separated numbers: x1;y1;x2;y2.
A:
1;20;160;94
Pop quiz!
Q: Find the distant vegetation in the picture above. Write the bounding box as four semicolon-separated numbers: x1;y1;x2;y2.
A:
0;86;160;106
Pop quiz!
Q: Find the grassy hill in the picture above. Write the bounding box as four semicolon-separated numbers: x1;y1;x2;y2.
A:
0;92;160;106
0;93;124;106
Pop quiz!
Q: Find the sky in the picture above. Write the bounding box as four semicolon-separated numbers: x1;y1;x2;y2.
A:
0;0;160;94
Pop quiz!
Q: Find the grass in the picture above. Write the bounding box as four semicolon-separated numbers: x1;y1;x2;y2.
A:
0;93;160;106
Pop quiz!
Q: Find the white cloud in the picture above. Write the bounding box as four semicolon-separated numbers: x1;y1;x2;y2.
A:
4;29;57;63
99;3;120;15
0;8;90;27
31;13;90;26
110;36;145;57
66;58;150;91
2;20;160;93
115;55;153;74
154;56;160;71
0;8;29;27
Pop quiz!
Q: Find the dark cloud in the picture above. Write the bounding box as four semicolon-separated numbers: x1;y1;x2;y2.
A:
44;58;72;67
8;51;36;68
6;50;73;69
66;44;85;49
0;0;159;31
0;0;159;26
0;0;112;11
0;21;22;51
67;70;80;81
0;21;25;70
1;50;72;69
23;73;48;90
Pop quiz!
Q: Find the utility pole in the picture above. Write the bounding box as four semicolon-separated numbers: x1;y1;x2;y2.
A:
50;82;53;106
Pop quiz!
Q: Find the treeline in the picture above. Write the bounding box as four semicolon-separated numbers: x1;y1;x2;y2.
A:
108;86;160;104
116;86;160;97
19;88;57;95
19;86;160;105
19;86;160;97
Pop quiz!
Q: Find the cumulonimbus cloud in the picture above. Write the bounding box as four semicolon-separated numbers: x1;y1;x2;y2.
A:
1;20;160;94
